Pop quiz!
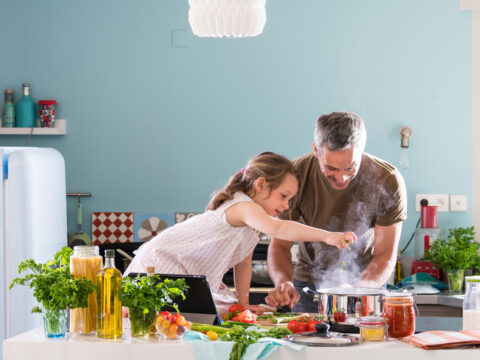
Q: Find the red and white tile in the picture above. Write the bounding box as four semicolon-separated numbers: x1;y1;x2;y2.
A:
92;212;134;245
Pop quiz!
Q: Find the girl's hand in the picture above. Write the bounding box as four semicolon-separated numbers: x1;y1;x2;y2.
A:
325;231;357;249
240;304;266;315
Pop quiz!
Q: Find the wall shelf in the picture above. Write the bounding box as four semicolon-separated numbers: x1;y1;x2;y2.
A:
0;119;66;135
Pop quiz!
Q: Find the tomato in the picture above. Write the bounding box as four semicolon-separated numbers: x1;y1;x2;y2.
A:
228;304;245;315
333;310;346;322
306;320;323;332
287;320;308;333
231;309;257;323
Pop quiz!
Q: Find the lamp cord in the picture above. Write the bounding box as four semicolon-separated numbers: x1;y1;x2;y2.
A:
400;216;421;254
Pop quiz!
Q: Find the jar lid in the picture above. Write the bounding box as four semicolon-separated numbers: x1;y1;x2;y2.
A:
38;100;57;105
465;276;480;283
358;316;386;326
385;291;413;298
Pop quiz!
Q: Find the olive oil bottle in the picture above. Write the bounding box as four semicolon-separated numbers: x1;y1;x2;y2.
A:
96;249;122;338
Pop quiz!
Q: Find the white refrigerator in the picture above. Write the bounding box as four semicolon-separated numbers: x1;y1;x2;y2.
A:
0;147;67;356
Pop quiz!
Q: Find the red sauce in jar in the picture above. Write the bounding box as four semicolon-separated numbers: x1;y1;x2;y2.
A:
382;293;415;338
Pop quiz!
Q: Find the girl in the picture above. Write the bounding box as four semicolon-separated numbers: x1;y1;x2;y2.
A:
124;152;356;316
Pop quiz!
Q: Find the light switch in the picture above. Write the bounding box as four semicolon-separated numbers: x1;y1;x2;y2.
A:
450;194;468;212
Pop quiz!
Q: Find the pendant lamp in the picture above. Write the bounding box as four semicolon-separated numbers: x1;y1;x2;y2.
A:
188;0;266;38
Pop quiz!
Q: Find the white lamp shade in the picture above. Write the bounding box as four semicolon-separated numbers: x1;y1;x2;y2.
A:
188;0;266;38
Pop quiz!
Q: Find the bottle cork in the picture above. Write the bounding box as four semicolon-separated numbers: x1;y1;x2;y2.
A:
146;266;155;276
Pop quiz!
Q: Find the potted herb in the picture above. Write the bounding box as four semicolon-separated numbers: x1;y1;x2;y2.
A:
119;275;188;337
423;226;480;294
9;247;96;338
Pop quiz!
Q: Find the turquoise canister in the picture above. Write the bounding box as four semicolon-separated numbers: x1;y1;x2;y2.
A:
16;83;36;127
2;89;15;127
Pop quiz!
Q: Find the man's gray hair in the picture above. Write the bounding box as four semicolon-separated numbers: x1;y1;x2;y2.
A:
314;111;367;153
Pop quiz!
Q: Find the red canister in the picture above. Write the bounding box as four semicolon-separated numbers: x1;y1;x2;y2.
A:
421;205;437;228
38;100;57;128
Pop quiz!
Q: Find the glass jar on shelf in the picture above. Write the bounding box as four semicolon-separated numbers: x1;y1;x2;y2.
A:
382;292;415;338
463;275;480;330
70;245;102;334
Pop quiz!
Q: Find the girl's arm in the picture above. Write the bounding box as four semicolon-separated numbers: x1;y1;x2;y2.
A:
233;252;253;306
233;252;266;314
226;201;356;248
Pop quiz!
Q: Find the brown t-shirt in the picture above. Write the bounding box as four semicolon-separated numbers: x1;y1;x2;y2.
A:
281;152;407;287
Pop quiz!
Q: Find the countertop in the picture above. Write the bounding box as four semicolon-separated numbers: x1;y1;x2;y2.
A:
3;318;476;360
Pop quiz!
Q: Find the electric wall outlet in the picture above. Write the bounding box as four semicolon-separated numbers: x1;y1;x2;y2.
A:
450;194;468;212
415;194;449;212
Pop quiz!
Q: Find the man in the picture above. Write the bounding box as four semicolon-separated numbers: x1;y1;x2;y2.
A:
266;111;407;312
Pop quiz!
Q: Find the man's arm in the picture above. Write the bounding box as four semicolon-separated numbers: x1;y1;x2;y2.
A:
356;222;403;287
265;237;299;308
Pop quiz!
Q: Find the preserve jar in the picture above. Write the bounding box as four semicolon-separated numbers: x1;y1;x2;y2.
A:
382;292;415;338
70;245;102;334
463;275;480;330
358;316;387;342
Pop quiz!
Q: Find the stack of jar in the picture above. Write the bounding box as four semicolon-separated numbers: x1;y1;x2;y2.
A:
70;246;123;339
358;292;416;342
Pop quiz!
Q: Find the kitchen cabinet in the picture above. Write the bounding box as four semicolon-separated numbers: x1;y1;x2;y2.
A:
0;119;66;135
3;326;479;360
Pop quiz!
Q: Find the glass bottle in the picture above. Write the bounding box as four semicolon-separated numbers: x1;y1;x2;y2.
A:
70;245;102;334
382;292;415;338
146;266;157;335
463;275;480;330
2;89;15;127
15;83;36;127
96;249;123;339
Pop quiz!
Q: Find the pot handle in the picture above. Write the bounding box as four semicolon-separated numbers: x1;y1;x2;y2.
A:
302;286;320;301
302;286;316;295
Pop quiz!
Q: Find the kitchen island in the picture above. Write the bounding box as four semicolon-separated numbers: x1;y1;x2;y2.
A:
3;320;478;360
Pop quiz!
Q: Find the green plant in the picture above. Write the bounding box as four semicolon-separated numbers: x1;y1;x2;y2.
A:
9;247;96;313
119;274;188;314
423;226;480;271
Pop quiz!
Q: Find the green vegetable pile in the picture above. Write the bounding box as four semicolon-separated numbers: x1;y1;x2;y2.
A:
9;247;96;313
221;326;292;360
119;274;188;314
423;226;480;271
191;322;292;360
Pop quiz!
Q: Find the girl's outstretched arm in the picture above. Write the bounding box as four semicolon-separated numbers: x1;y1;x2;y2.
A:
225;201;356;249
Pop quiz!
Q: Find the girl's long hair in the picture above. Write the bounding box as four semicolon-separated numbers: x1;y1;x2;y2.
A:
207;152;298;210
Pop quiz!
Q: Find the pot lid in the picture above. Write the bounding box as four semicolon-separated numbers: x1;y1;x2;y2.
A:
316;287;386;296
286;322;359;347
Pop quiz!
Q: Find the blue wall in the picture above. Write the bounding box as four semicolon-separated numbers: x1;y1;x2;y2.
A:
0;0;472;257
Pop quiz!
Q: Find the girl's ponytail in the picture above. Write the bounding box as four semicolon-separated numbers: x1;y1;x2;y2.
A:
206;152;298;211
207;171;251;210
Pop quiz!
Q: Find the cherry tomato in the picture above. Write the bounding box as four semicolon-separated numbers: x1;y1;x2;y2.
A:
228;304;245;315
287;319;307;333
333;310;346;322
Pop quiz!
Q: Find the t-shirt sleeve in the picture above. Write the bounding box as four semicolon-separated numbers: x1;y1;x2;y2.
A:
376;170;408;226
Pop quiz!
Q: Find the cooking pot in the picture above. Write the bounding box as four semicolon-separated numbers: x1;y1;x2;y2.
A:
303;287;386;322
251;260;272;285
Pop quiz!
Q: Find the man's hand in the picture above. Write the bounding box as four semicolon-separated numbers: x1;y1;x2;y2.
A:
265;281;299;309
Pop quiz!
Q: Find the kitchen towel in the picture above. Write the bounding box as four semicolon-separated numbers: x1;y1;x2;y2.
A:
183;330;304;360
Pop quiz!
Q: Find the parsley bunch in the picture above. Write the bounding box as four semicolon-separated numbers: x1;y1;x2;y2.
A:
423;226;480;271
9;247;96;313
119;275;188;314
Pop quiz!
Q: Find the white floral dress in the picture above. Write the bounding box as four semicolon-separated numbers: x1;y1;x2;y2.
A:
124;192;260;316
